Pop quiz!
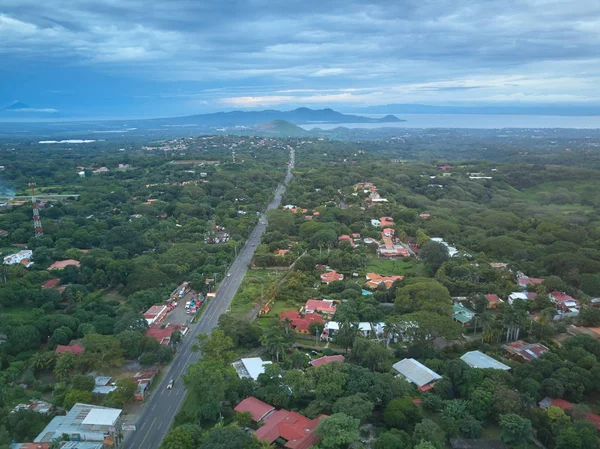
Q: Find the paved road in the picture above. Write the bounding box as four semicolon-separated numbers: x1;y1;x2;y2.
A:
123;148;294;449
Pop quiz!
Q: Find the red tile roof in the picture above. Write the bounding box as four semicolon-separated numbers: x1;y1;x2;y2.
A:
545;399;600;429
320;271;343;283
485;294;502;303
518;277;544;285
279;310;324;332
48;259;80;270
304;299;337;315
55;343;85;355
42;278;61;289
504;340;549;361
255;408;326;449
146;325;174;344
310;355;345;367
18;444;52;449
234;396;275;422
364;273;404;289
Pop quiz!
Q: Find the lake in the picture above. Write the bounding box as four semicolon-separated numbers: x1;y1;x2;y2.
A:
298;113;600;130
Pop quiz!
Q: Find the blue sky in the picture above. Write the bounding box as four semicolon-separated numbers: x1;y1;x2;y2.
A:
1;0;600;118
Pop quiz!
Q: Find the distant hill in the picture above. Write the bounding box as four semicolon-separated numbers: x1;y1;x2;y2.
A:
350;103;600;116
0;101;60;120
255;120;309;137
148;107;403;126
2;101;30;111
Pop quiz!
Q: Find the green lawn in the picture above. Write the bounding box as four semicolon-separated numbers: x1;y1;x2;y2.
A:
229;269;282;315
364;258;421;276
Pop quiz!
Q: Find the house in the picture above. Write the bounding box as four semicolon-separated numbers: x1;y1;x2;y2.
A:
517;277;544;288
460;351;510;370
320;321;340;341
12;400;52;414
453;303;475;327
56;343;85;356
364;273;404;289
276;249;290;256
539;397;600;430
338;235;355;248
419;213;431;219
392;358;442;391
503;341;549;362
10;443;52;449
3;250;33;267
320;271;344;284
358;322;372;337
489;263;508;270
508;292;537;305
548;291;580;312
484;294;504;309
48;259;80;270
254;405;326;449
370;219;381;227
430;237;461;257
439;165;453;171
310;355;345;367
233;357;273;381
146;324;181;345
279;310;325;335
143;305;168;325
92;376;117;395
132;370;158;401
382;228;395;238
449;439;507;449
234;396;275;422
42;279;61;289
91;167;109;174
34;403;121;443
315;264;327;271
379;216;394;227
304;299;337;316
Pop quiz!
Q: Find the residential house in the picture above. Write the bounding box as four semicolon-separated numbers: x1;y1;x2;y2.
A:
279;310;325;335
12;400;52;414
320;271;344;284
358;322;372;337
42;279;61;289
419;213;431;219
379;216;394;227
143;305;168;325
430;238;460;257
548;291;580;312
256;406;325;449
503;341;549;362
92;376;116;395
508;292;537;305
337;235;355;248
132;370;157;401
489;263;508;270
34;403;122;443
517;277;544;288
370;219;381;227
453;303;475;327
3;250;33;267
539;397;600;430
304;299;337;316
232;357;273;381
460;351;510;370
48;259;80;270
145;323;187;345
310;355;345;367
364;273;404;289
55;342;85;356
276;249;290;256
392;358;442;392
320;321;340;341
484;294;504;309
382;228;395;238
234;396;275;423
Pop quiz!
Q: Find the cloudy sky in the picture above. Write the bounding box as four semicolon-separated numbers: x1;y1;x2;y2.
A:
1;0;600;117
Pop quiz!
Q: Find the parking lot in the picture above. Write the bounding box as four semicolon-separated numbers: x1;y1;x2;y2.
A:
166;290;202;326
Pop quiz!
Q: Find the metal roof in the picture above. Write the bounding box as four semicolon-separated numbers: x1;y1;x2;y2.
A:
460;351;510;370
392;358;442;387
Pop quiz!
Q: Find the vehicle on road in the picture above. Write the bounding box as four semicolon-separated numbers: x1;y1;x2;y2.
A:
167;379;174;389
227;273;231;277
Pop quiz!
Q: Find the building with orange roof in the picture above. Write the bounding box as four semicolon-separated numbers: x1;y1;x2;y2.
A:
484;294;504;309
279;310;325;335
320;271;344;284
379;216;394;227
255;407;326;449
234;396;275;422
48;259;80;270
364;273;404;289
338;235;355;248
56;342;85;356
304;299;337;316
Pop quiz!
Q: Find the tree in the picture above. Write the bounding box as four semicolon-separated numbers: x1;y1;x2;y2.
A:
63;390;93;410
414;442;437;449
373;429;413;449
199;426;260;449
394;278;453;316
333;321;357;352
80;334;124;370
105;378;138;410
6;325;41;355
314;413;360;449
53;352;76;380
332;393;374;423
5;409;52;442
260;325;292;362
384;397;423;431
419;241;449;272
499;413;532;449
193;329;235;363
70;374;95;392
159;426;195;449
349;338;392;372
413;419;446;449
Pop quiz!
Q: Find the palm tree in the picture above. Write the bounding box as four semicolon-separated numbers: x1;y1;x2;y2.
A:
334;321;358;353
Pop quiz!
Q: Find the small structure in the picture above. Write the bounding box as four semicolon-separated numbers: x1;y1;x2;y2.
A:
304;299;337;316
460;351;510;371
132;370;157;401
503;341;549;362
279;310;324;335
143;305;168;325
453;303;475;327
234;396;275;422
34;403;121;443
539;397;600;430
489;263;508;270
232;357;272;381
508;291;537;305
320;271;344;284
548;291;580;312
392;358;442;391
12;400;52;414
310;355;345;367
517;277;544;288
56;342;85;356
42;278;61;289
484;294;504;309
48;259;80;270
92;376;116;395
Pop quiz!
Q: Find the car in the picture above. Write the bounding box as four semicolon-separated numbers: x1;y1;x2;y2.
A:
252;243;255;247
227;273;231;277
167;379;174;389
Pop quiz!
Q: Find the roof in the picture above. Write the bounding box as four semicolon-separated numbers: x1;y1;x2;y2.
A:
450;439;507;449
311;355;345;367
485;294;502;303
392;358;442;388
255;408;326;449
55;343;85;355
460;351;510;370
233;357;273;381
11;444;52;449
279;310;324;332
143;305;167;318
549;291;576;303
517;277;544;285
320;271;343;283
453;303;475;324
504;341;549;361
364;273;404;289
81;408;121;426
145;325;174;344
538;398;600;429
48;259;80;270
304;299;336;314
42;278;61;289
234;396;275;422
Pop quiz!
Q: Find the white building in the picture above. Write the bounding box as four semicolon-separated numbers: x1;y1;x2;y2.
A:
3;250;33;266
232;357;272;381
392;358;442;391
460;351;510;371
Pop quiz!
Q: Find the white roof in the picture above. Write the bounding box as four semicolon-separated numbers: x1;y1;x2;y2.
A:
509;292;528;300
392;358;442;387
325;321;340;331
358;322;372;331
238;357;272;381
460;351;510;370
81;407;121;426
92;386;117;395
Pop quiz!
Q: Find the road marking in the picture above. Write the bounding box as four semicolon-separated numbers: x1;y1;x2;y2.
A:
157;422;163;431
151;404;157;411
137;417;156;449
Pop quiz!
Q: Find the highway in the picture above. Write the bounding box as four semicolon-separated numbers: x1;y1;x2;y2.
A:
123;147;294;449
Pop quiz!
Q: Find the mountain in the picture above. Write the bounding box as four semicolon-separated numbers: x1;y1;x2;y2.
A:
2;101;30;111
350;103;600;116
255;120;309;137
147;107;403;126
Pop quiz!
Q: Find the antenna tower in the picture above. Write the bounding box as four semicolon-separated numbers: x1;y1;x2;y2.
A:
29;183;44;237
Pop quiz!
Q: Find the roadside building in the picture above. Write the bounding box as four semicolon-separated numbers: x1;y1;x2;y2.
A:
234;396;275;422
453;303;475;327
232;357;272;381
392;358;442;391
143;305;168;325
460;351;510;370
304;299;337;316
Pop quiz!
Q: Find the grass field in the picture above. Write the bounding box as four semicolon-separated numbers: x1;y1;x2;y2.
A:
229;269;281;315
364;258;421;276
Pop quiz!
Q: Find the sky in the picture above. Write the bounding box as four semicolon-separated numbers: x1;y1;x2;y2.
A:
1;0;600;118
